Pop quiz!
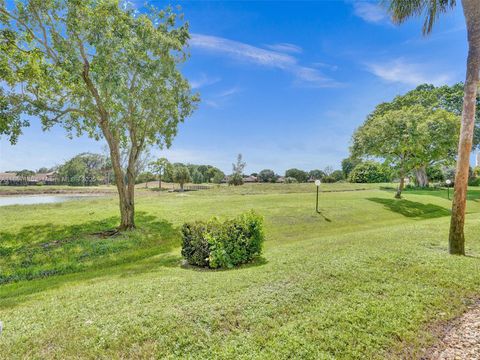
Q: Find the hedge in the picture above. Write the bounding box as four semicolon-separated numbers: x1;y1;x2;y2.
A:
181;211;265;269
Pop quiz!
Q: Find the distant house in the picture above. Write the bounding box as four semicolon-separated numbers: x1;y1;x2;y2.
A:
0;172;19;185
276;176;285;183
31;172;57;184
243;175;257;183
0;171;57;185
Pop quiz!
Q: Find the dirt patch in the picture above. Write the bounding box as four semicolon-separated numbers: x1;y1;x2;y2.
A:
425;301;480;359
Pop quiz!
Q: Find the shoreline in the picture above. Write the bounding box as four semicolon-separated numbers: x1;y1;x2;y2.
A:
0;187;116;197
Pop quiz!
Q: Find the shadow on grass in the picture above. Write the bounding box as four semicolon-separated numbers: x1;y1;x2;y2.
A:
395;187;480;202
180;255;268;272
367;197;450;219
0;212;181;304
316;210;332;222
0;250;183;309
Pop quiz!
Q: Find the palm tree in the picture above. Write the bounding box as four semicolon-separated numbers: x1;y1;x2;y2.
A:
385;0;480;255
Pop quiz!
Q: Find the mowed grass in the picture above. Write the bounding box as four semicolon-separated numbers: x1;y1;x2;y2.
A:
2;184;480;358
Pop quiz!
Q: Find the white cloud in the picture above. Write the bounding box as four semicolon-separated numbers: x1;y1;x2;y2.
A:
218;87;241;97
353;2;388;24
313;62;339;71
265;43;303;54
366;58;452;86
204;87;242;108
190;33;296;67
190;33;340;88
190;73;220;89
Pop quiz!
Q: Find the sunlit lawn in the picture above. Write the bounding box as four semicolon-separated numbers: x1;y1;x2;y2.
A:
1;183;480;358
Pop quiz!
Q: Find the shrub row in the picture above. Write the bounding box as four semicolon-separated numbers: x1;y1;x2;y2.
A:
181;211;265;269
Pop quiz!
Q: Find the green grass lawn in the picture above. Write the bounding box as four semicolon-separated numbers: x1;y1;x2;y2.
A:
1;183;480;358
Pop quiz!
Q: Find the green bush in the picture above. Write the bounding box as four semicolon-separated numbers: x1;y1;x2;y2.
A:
284;177;298;184
426;165;445;182
180;222;210;267
322;176;336;183
181;211;265;269
348;161;391;183
468;177;480;186
228;173;244;186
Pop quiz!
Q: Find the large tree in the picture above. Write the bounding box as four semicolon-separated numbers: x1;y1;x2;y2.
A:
149;157;171;189
385;0;480;255
352;105;459;198
0;0;198;230
285;168;309;183
172;164;191;191
258;169;277;183
57;152;108;186
368;83;479;186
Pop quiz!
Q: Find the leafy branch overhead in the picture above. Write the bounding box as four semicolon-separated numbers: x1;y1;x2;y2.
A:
0;0;199;230
0;0;198;144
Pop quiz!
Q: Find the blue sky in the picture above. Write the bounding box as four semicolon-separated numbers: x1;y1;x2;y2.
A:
0;1;468;174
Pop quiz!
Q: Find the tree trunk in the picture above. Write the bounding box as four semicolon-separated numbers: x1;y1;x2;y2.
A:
449;0;480;255
415;165;429;187
101;126;136;231
112;143;135;231
395;175;405;199
121;174;135;231
159;176;162;189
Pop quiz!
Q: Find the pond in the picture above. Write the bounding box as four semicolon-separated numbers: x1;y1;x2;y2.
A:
0;195;100;207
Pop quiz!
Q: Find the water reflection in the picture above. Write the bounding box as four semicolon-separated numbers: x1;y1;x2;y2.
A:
0;195;98;207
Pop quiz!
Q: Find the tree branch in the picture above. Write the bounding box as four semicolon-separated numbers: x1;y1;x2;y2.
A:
0;8;59;62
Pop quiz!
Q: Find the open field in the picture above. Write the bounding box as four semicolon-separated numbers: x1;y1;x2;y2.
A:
0;182;386;196
1;183;480;358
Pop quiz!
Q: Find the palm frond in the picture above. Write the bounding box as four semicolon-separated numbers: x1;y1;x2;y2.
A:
383;0;456;34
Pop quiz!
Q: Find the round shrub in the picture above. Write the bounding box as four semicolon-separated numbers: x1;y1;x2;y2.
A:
181;211;265;269
348;161;391;183
180;222;210;267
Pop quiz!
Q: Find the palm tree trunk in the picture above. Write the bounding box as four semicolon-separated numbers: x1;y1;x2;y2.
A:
449;0;480;255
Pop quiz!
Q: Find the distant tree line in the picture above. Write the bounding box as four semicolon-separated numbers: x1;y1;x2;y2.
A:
57;153;112;186
138;158;226;190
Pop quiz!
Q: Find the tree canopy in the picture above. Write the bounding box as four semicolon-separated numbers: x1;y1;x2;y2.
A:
285;168;309;183
371;83;480;147
57;152;108;186
172;164;191;191
352;105;459;197
258;169;277;183
0;0;198;229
